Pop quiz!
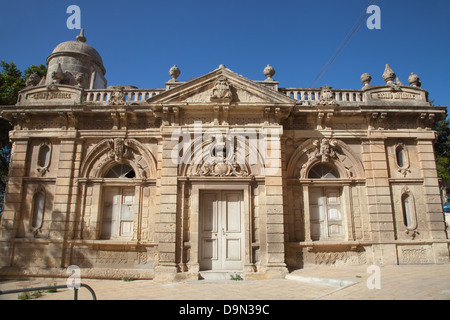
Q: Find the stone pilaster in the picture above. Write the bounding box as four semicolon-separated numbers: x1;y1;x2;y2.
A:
0;139;28;240
362;137;397;264
362;137;395;242
0;139;28;267
263;127;287;276
49;138;78;267
155;135;179;281
416;139;447;239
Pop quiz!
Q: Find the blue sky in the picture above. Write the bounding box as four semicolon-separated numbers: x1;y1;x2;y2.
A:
1;0;449;111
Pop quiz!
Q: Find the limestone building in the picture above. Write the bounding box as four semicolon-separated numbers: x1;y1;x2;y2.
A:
0;31;448;280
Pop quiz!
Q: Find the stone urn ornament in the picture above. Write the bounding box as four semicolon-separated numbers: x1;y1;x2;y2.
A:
360;73;372;89
263;64;275;81
408;72;421;87
168;65;181;82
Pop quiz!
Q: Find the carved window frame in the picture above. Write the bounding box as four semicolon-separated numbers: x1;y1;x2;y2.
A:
36;140;52;177
394;142;411;177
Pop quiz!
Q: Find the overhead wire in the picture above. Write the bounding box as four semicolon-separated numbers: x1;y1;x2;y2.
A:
310;0;379;88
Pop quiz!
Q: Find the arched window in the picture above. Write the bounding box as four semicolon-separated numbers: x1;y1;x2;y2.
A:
308;163;340;179
400;187;418;236
402;194;412;228
396;147;406;168
38;145;50;168
32;192;45;229
36;141;52;176
394;143;411;177
105;164;136;178
395;144;408;168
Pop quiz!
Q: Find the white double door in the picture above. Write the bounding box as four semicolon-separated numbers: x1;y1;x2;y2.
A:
200;191;244;271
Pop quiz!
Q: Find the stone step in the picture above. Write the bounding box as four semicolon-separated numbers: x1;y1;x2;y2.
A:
285;273;356;288
199;271;244;281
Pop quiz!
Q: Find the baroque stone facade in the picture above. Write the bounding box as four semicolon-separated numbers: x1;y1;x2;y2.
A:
0;31;448;280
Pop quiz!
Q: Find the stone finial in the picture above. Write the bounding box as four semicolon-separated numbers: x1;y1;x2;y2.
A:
263;64;275;81
408;72;421;87
382;64;396;85
76;29;86;43
168;65;181;82
360;73;372;89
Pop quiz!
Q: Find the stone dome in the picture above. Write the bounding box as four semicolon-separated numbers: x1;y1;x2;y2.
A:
45;29;107;89
47;36;105;75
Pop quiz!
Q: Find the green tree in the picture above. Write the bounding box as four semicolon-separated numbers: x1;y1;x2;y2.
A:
434;119;450;201
0;61;47;213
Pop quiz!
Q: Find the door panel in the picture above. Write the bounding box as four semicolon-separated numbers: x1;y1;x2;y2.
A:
202;193;218;232
200;190;244;271
202;239;217;260
225;193;241;233
226;239;241;260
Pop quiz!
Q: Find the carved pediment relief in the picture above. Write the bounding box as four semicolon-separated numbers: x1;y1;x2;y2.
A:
179;78;274;104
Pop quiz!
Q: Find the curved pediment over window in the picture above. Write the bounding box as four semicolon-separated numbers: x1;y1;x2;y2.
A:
287;138;365;180
80;138;157;179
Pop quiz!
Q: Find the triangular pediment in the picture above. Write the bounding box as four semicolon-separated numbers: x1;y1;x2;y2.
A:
146;66;296;105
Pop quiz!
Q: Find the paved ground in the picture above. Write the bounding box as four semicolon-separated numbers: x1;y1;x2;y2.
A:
1;265;449;301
